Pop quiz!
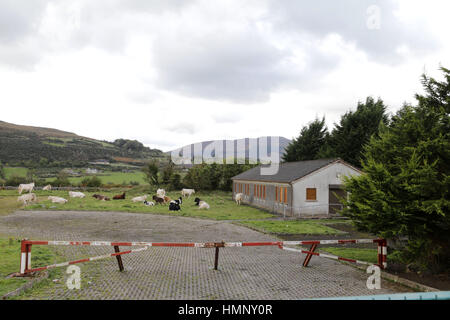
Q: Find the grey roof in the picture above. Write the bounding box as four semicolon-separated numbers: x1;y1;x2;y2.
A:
231;158;340;183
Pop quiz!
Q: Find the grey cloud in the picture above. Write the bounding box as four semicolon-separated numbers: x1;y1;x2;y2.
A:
212;113;240;124
164;122;198;135
0;0;48;44
152;31;306;103
267;0;439;63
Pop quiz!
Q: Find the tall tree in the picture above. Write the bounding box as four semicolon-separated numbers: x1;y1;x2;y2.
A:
142;161;159;186
161;162;174;185
330;97;388;167
283;117;329;162
0;161;5;180
342;67;450;272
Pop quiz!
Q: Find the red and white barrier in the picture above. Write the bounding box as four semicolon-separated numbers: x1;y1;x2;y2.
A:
18;238;387;275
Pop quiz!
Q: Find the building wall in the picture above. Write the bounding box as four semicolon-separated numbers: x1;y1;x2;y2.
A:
291;162;361;217
232;180;291;215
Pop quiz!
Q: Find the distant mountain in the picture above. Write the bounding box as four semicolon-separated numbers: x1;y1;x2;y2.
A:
168;136;291;165
0;120;165;166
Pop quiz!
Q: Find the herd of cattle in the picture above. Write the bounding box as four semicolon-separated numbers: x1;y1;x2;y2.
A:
15;184;211;211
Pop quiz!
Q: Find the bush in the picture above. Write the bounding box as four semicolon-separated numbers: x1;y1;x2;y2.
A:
5;175;28;186
81;176;102;188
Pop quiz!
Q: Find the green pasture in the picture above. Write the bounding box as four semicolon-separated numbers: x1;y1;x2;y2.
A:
3;166;147;185
236;219;347;235
0;190;275;221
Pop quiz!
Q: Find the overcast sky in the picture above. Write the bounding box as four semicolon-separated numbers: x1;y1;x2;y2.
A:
1;0;449;151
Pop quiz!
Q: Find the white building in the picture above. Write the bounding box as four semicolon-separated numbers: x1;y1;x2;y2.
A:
231;158;362;218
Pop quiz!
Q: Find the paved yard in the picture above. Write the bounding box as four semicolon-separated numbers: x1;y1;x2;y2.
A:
0;210;410;299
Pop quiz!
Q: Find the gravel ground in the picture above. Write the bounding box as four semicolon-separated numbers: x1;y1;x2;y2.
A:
0;210;411;300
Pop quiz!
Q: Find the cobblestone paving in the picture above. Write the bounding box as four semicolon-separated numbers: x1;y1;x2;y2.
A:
0;210;411;299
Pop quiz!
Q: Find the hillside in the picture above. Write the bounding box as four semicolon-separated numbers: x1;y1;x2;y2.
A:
169;136;291;165
0;120;165;166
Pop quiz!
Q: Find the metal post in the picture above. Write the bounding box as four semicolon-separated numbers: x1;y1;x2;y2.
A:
214;246;220;270
302;243;318;267
114;246;124;272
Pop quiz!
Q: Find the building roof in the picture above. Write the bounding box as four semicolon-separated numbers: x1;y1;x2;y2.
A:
231;158;351;183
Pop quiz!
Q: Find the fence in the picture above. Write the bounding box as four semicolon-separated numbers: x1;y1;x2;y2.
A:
16;238;387;276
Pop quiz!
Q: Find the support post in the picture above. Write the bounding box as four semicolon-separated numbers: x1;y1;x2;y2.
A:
114;246;124;272
302;243;318;267
214;247;220;270
20;240;32;275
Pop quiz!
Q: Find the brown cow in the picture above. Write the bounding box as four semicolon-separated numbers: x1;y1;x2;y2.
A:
113;192;126;200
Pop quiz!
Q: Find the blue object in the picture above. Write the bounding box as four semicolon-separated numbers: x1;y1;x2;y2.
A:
313;291;450;300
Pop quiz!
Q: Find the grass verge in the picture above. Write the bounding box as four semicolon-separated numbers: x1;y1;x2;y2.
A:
236;219;346;235
320;247;378;264
0;237;60;297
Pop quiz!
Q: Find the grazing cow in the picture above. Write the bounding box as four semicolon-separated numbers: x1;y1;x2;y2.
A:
170;197;183;205
144;200;155;206
113;192;126;200
48;196;68;204
198;201;210;210
42;185;52;191
235;193;244;205
152;195;164;205
156;189;166;198
69;191;86;198
18;193;37;205
169;202;181;211
194;197;201;206
132;195;148;202
18;183;34;194
181;188;195;198
92;194;110;201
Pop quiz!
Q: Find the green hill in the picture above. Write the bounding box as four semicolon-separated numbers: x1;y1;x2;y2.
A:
0;120;165;167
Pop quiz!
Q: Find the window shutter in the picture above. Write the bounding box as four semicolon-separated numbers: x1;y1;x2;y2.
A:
306;188;317;201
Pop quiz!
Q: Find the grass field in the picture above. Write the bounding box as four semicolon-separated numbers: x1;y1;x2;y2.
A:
0;189;275;221
0;237;59;297
3;166;147;185
236;219;347;235
59;171;147;185
320;247;378;264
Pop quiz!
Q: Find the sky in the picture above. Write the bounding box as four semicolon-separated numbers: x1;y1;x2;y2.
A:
0;0;449;152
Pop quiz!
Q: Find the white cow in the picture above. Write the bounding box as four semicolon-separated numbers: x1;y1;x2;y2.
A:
181;188;195;198
69;191;86;198
132;195;148;202
48;196;68;204
198;201;210;210
144;200;155;206
42;185;52;191
156;189;166;198
18;193;37;205
235;193;244;205
18;183;34;194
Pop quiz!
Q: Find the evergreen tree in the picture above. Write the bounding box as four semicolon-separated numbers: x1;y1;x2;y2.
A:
330;97;388;167
0;161;5;180
342;67;450;272
142;161;159;186
283;117;329;162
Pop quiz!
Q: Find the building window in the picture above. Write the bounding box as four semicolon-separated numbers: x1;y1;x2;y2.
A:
275;187;278;201
263;185;266;199
306;188;317;201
